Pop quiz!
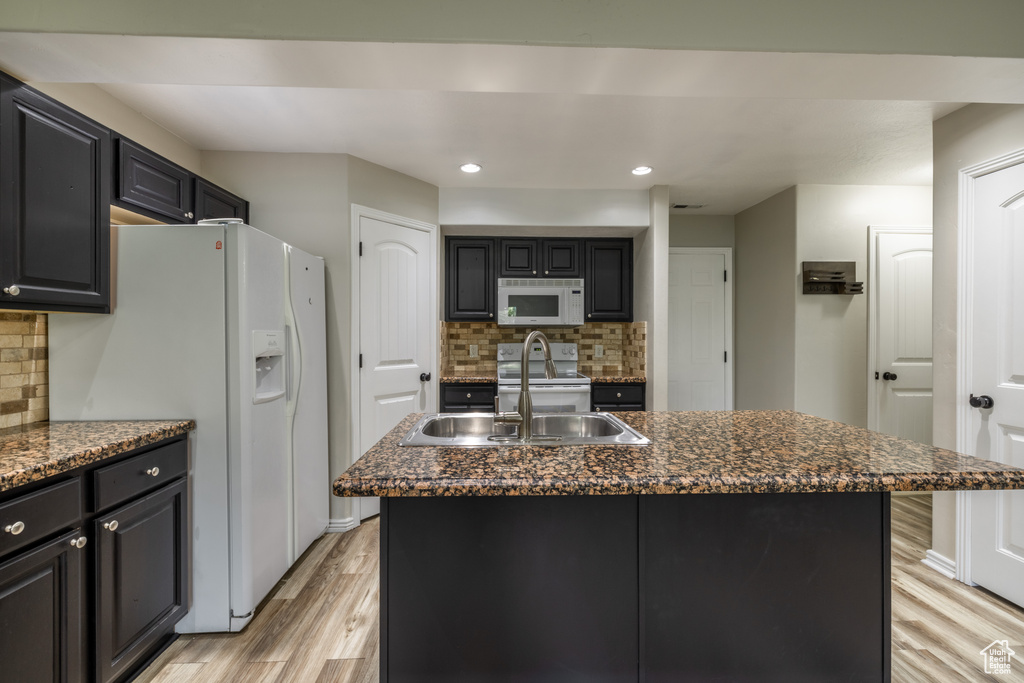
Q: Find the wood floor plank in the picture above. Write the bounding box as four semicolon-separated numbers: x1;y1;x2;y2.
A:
137;500;1024;682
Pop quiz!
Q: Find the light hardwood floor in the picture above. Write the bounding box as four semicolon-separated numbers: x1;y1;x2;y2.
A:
138;495;1024;682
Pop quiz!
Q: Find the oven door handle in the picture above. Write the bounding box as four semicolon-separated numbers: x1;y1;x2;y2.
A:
498;384;589;392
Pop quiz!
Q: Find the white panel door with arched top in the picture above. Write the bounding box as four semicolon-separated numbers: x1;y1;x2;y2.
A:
966;159;1024;607
869;228;933;445
357;211;435;519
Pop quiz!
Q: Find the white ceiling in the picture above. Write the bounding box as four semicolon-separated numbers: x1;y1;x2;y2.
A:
3;34;1024;214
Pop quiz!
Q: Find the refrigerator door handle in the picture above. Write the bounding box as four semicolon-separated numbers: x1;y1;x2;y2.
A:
286;321;302;411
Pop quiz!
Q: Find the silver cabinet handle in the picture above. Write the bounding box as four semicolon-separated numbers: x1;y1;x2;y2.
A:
146;467;160;477
3;285;20;296
186;211;194;219
70;536;87;549
532;270;536;275
617;392;622;398
104;520;119;531
489;312;494;318
588;313;592;318
466;393;472;399
545;270;549;275
4;521;25;535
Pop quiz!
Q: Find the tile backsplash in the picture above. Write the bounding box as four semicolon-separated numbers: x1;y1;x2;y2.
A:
442;321;646;378
0;312;48;428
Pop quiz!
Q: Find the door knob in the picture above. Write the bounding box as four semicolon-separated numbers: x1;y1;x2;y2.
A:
969;394;994;409
420;372;431;382
882;372;898;381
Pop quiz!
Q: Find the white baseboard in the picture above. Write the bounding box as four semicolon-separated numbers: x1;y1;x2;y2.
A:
326;516;359;534
922;549;957;579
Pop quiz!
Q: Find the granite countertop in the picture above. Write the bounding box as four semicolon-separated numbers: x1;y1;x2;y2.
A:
439;375;497;384
440;375;646;383
333;410;1024;497
0;420;196;493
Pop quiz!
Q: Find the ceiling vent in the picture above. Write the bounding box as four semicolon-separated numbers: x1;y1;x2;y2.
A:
672;203;706;209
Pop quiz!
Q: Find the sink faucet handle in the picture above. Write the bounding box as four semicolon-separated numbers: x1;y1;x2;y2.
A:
494;396;500;415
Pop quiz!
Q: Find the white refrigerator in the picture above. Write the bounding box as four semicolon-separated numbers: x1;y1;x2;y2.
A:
49;220;329;633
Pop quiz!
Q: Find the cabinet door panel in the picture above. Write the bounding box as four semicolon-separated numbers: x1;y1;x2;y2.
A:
0;529;84;683
194;177;249;223
95;479;187;683
585;239;633;321
445;238;495;320
499;238;538;277
116;138;192;223
542;239;581;277
0;77;110;312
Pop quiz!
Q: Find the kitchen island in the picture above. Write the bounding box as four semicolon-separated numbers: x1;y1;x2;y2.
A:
334;410;1024;682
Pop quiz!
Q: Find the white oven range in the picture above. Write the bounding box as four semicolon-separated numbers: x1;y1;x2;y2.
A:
496;342;591;413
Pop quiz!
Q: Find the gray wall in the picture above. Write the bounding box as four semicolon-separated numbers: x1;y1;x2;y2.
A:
794;185;931;426
201;151;439;524
8;0;1024;58
669;215;735;248
734;187;798;410
930;104;1024;561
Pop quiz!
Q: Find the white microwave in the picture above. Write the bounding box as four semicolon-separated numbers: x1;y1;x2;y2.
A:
497;278;585;327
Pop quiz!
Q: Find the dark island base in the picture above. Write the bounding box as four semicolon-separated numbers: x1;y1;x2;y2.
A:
380;493;891;682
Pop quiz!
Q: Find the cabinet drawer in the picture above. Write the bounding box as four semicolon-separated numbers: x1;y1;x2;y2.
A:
0;478;81;558
442;385;496;409
591;385;644;405
93;439;187;512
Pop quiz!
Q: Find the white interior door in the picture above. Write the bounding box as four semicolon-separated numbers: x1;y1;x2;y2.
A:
667;248;732;410
869;229;933;444
357;211;435;520
968;161;1024;607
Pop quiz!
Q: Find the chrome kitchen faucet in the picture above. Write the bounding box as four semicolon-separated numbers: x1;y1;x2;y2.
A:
494;330;558;440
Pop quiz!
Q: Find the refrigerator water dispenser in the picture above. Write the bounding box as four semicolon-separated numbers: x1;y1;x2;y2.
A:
253;330;286;404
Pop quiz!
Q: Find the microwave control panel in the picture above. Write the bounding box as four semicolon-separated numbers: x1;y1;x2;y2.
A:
567;288;584;325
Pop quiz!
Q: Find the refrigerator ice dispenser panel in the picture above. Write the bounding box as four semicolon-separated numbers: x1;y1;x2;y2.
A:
253;330;286;404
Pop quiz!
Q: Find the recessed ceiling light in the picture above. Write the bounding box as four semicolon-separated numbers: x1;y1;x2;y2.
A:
632;166;653;176
460;163;482;173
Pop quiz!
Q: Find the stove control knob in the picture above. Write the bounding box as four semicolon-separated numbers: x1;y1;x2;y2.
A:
569;348;575;356
562;347;568;355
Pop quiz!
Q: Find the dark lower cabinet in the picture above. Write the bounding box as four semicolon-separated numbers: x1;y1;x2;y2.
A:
95;478;188;683
0;528;85;683
0;435;190;683
440;382;496;412
0;73;110;313
592;382;645;411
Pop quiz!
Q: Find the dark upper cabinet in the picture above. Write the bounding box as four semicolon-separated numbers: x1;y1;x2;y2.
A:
195;177;249;223
584;238;633;321
114;137;193;223
542;239;581;277
498;238;581;278
0;74;111;313
446;237;496;321
0;529;85;683
498;238;538;277
113;135;249;226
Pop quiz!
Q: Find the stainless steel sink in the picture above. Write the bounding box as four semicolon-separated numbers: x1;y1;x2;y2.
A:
399;412;650;446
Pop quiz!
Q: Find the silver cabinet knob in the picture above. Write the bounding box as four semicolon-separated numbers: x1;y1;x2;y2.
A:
3;285;20;296
103;520;119;531
587;313;592;318
545;270;549;275
70;536;87;549
146;467;160;477
489;312;494;318
186;211;195;219
4;521;25;535
617;392;622;398
532;270;536;275
467;393;472;399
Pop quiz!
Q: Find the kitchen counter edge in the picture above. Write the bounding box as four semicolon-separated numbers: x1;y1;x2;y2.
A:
0;419;196;493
